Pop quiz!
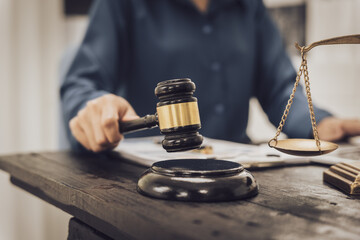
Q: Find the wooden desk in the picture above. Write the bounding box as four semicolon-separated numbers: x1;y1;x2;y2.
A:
0;152;359;240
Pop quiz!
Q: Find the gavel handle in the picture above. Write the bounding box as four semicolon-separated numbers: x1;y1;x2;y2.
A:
119;114;158;134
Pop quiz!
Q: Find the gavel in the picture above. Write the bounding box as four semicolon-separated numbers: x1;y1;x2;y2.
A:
119;78;203;152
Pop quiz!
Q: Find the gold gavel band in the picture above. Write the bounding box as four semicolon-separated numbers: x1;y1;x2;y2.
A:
157;102;201;130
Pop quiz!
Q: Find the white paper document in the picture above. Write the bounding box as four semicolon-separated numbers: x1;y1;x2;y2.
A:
116;136;360;168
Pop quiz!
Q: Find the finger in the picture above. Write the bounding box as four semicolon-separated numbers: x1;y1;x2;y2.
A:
342;119;360;136
116;98;139;121
329;127;345;141
87;101;110;147
78;109;102;152
69;117;91;150
101;105;122;144
317;118;345;141
122;111;140;121
108;140;121;150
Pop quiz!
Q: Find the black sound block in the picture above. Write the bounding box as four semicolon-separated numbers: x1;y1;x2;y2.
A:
137;159;259;202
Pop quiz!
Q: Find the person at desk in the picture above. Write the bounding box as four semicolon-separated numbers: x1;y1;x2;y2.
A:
60;0;360;152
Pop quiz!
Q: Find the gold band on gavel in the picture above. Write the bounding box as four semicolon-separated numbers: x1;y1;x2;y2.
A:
157;102;201;130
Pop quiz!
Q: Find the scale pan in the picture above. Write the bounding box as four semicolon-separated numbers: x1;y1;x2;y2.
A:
270;139;338;157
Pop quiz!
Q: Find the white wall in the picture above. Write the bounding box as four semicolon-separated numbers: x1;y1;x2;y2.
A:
306;0;360;118
0;0;71;239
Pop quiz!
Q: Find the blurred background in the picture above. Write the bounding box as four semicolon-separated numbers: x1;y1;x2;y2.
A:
0;0;359;239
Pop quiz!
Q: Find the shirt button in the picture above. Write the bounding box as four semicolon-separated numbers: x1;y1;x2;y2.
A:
202;24;213;34
215;104;225;114
211;62;221;72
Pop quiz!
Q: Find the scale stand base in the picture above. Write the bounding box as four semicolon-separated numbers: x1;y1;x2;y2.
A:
137;159;258;202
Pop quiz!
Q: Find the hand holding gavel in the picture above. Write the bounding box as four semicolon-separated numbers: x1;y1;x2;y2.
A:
69;94;139;152
69;78;203;152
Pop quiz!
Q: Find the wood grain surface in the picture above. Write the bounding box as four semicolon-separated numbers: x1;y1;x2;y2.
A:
0;152;359;240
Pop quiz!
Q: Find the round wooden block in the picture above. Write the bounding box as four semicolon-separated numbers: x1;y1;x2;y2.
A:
137;159;259;202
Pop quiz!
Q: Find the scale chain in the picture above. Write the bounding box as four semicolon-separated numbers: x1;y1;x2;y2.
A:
269;47;322;152
302;54;321;151
268;59;303;146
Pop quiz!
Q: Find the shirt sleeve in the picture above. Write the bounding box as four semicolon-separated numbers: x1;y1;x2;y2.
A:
253;0;332;139
60;0;128;150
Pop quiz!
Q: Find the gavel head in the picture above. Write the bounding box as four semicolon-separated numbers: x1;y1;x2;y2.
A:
155;78;203;152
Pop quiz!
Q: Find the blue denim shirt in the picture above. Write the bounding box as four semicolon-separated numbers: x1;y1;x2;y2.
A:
60;0;331;149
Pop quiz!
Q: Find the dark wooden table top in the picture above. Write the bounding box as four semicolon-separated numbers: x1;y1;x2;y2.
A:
0;151;359;240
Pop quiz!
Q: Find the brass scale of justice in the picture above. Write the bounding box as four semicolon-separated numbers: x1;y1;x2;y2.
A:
268;34;360;157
